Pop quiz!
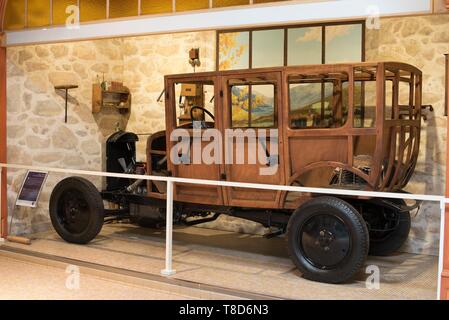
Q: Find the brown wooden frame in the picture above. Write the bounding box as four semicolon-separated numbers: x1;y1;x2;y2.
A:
0;39;5;238
164;74;226;206
0;0;6;238
221;70;284;209
216;20;366;71
159;61;422;210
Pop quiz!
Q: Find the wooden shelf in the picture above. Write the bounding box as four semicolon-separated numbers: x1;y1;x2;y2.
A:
92;83;131;114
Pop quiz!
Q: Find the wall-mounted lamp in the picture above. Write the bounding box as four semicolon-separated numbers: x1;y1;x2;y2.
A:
189;48;201;72
55;85;79;123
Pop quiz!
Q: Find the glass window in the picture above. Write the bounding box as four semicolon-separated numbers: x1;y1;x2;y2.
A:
231;85;250;128
252;29;284;68
231;83;275;128
4;0;26;30
289;74;348;129
28;0;50;27
109;0;138;18
52;0;78;26
251;84;275;127
218;22;364;71
325;24;363;63
288;27;322;66
174;82;215;128
79;0;107;22
176;0;209;12
213;0;249;8
218;32;250;71
141;0;173;14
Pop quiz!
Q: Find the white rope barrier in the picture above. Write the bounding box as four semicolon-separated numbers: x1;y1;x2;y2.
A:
0;162;446;299
0;162;445;201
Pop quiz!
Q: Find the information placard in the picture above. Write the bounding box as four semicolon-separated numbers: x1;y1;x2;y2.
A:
16;171;48;208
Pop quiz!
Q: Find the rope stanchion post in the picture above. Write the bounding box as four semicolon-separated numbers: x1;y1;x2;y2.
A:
161;180;176;276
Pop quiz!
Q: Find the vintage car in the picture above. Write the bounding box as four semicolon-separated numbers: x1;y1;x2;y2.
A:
49;62;428;284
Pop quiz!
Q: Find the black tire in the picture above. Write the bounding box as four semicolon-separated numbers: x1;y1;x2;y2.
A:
287;196;369;284
367;200;411;256
49;177;104;244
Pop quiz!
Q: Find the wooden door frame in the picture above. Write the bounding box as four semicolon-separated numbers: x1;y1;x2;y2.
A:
164;74;225;206
220;70;285;209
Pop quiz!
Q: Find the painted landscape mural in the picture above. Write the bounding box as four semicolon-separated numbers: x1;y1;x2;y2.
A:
219;24;362;70
219;32;249;70
220;23;363;128
289;83;334;128
231;85;275;128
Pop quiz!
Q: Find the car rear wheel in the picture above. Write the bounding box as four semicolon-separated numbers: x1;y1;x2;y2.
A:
364;200;411;256
49;177;104;244
287;196;369;284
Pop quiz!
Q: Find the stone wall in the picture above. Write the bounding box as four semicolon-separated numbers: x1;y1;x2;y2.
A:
5;31;218;235
6;39;126;233
122;32;216;159
5;15;449;255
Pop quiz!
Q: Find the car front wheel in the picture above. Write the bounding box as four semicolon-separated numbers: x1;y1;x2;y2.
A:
287;196;369;284
49;177;104;244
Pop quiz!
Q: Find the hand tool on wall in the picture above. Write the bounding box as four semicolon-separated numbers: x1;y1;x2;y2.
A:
55;85;79;123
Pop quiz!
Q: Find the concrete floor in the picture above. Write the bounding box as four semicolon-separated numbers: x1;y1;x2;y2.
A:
0;254;201;300
0;224;439;300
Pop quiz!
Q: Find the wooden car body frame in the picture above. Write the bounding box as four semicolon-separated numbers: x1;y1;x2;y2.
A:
143;61;422;211
50;61;424;283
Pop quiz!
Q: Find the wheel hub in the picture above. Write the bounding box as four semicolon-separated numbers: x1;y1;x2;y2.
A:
69;207;78;220
57;189;90;234
317;229;334;249
300;214;351;269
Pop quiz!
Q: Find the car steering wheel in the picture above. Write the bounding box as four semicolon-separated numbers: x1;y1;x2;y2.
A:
190;106;215;129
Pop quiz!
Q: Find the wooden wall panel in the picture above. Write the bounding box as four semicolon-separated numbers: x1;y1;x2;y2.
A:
0;0;6;238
